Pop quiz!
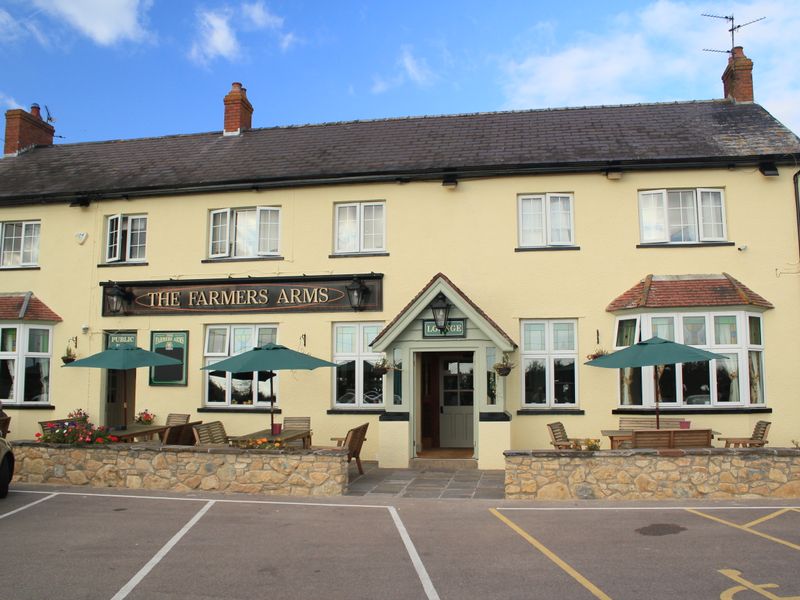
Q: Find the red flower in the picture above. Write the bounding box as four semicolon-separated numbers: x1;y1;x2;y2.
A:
35;432;42;438
109;436;119;442
95;438;104;443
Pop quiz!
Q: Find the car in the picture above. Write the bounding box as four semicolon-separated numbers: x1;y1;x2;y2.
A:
0;436;13;498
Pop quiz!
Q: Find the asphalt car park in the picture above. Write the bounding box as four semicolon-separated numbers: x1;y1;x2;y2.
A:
2;485;800;600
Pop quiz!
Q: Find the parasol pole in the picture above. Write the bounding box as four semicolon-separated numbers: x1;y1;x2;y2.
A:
654;366;661;429
268;370;275;430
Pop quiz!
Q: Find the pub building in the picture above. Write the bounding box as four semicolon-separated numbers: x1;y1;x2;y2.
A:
1;49;799;468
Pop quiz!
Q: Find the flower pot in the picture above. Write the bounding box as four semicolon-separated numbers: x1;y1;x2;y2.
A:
271;423;282;435
61;356;75;364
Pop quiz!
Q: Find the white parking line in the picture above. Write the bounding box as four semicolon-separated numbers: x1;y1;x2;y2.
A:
111;500;216;600
0;492;57;519
389;506;440;600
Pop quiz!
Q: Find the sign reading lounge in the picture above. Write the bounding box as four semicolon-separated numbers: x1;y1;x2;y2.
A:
101;275;383;316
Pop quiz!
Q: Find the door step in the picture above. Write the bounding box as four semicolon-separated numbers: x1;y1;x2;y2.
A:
408;458;478;471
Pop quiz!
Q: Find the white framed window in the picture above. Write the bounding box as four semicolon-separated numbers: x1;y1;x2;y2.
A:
0;324;52;404
208;207;281;259
203;324;278;406
638;188;726;244
518;194;574;247
614;311;765;407
105;214;147;263
521;319;578;407
333;322;384;407
334;201;385;253
0;220;40;267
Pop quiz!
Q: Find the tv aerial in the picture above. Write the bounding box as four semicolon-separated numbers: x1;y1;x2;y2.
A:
701;13;765;53
44;104;56;123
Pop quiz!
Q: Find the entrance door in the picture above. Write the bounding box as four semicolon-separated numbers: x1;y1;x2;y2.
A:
439;356;474;448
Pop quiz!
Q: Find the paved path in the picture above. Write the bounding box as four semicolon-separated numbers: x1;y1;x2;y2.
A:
346;463;505;499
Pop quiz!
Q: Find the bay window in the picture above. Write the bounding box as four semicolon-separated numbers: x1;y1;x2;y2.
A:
518;193;574;247
333;322;384;407
614;311;765;407
204;324;278;406
639;188;726;244
208;207;281;259
1;220;40;267
334;202;385;254
0;325;52;404
521;320;578;407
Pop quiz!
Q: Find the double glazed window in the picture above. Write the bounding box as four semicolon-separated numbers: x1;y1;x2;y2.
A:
1;220;40;267
639;188;726;244
106;214;147;263
521;320;578;407
333;322;384;407
615;312;765;407
334;202;385;254
518;194;574;247
0;325;52;404
204;324;278;406
209;207;281;258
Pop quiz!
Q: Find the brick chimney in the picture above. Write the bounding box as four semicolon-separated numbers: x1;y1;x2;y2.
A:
4;103;55;156
722;46;754;103
223;82;253;135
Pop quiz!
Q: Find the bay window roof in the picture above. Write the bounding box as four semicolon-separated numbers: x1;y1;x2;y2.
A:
0;292;62;321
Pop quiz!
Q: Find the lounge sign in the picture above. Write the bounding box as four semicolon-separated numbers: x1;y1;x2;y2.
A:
102;275;383;316
422;319;466;338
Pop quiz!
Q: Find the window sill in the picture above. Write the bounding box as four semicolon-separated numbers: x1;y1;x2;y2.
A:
514;246;580;252
1;403;54;410
517;408;585;415
97;262;149;268
328;252;390;259
480;411;512;422
201;256;284;264
612;407;772;415
636;242;735;249
0;266;41;271
379;411;409;421
198;406;282;414
327;408;386;415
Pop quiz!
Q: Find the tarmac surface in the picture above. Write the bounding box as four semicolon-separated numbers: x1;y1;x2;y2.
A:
3;474;800;600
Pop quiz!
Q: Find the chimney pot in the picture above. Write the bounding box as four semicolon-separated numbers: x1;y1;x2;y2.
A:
722;46;754;103
223;82;254;135
4;102;55;156
30;104;41;120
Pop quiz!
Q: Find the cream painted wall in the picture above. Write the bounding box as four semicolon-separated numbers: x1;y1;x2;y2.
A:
2;165;798;459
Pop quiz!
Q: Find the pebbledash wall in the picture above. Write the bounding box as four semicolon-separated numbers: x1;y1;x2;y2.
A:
505;448;800;500
12;442;349;496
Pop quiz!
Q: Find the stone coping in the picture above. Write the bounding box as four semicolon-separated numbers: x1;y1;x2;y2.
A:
505;448;800;458
13;440;348;458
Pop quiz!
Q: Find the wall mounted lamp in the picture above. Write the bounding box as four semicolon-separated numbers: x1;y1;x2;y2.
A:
345;277;369;311
105;283;132;315
429;292;451;332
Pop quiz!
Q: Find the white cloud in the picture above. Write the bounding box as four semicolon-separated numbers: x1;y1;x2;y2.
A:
189;9;240;65
500;0;800;132
400;46;434;85
0;92;23;110
0;9;25;42
31;0;150;46
242;2;283;30
279;32;298;52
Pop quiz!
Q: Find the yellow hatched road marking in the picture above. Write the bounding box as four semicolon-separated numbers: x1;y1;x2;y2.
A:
490;508;613;600
686;509;800;552
743;508;795;529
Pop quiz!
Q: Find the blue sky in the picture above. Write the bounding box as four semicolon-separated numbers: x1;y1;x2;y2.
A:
1;0;798;144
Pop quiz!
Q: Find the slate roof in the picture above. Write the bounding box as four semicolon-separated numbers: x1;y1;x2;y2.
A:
606;274;774;312
0;293;62;322
1;99;799;204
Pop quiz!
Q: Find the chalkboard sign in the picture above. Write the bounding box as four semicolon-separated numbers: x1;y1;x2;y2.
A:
149;331;188;386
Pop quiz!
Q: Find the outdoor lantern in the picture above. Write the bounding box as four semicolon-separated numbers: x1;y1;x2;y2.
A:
105;283;130;315
430;292;451;332
345;277;369;311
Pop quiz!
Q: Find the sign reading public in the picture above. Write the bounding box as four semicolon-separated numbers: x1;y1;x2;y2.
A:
101;275;383;316
422;319;466;338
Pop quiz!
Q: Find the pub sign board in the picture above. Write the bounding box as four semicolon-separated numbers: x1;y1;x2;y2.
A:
422;319;466;338
101;274;383;316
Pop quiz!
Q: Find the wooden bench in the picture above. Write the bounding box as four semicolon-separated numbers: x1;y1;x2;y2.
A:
193;421;231;446
330;423;369;474
161;421;202;445
619;417;685;431
719;421;771;448
547;422;581;450
39;416;89;433
632;429;713;449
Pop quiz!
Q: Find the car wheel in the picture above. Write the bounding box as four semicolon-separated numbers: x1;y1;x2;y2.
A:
0;456;10;498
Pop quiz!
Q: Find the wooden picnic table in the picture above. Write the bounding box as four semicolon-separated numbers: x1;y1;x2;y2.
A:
230;428;312;449
112;423;171;442
602;428;720;449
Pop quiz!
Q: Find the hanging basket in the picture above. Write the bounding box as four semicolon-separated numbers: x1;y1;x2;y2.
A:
61;356;76;364
494;365;512;377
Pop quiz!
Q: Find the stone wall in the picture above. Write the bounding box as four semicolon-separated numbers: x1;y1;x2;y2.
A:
12;442;349;497
505;448;800;500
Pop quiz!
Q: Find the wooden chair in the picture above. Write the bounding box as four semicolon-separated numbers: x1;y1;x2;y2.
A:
161;421;202;445
631;430;673;448
547;422;581;450
672;429;712;448
619;416;685;430
719;421;771;448
39;416;89;433
193;421;231;446
282;416;311;448
329;423;369;474
165;413;191;426
0;415;10;437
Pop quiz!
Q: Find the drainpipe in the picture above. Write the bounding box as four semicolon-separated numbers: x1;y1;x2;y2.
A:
795;169;800;261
